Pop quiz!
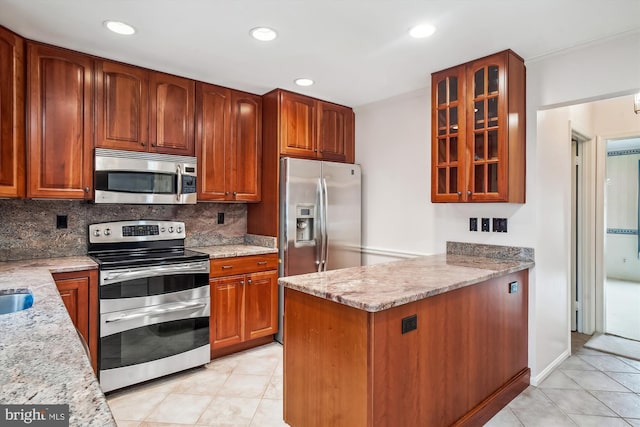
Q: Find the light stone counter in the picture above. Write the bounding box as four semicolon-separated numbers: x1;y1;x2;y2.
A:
0;256;115;427
192;244;277;259
278;242;534;312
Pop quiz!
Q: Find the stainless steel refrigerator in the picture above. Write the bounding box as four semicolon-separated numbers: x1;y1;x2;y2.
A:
276;157;362;343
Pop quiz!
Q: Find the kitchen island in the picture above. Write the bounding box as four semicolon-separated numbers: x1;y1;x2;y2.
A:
279;242;534;427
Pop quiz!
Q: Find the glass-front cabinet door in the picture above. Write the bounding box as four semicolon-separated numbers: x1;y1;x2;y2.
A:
431;65;466;202
467;55;506;201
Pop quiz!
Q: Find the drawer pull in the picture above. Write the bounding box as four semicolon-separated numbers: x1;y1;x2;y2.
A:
257;261;268;266
221;265;233;270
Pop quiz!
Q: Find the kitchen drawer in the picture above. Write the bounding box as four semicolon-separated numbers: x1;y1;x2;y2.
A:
210;253;278;277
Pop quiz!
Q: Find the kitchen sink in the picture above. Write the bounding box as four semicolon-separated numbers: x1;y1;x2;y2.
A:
0;289;34;315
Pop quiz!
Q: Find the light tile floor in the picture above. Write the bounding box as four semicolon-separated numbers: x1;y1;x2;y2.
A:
106;343;287;427
107;334;640;426
486;333;640;427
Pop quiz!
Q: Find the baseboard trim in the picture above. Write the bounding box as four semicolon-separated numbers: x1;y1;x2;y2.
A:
210;335;275;359
454;367;531;427
531;349;570;386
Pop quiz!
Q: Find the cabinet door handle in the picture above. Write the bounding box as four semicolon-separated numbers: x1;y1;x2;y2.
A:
84;187;90;193
247;279;252;285
225;191;230;195
240;280;244;285
141;142;146;147
457;192;462;196
221;265;233;270
233;191;237;196
467;191;472;196
257;261;268;266
151;143;156;147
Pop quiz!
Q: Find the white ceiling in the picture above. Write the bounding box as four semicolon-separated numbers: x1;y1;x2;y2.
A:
1;0;639;107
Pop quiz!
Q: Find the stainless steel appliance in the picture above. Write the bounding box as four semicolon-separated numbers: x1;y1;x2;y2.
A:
88;220;210;392
277;157;362;342
94;148;197;204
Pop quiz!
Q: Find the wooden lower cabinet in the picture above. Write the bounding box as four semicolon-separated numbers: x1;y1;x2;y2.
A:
52;269;98;373
284;270;529;427
209;254;278;358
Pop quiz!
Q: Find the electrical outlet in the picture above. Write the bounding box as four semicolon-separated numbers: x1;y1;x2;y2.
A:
481;218;490;232
493;218;508;233
509;281;519;294
401;314;418;334
469;217;478;232
56;214;68;229
217;212;225;224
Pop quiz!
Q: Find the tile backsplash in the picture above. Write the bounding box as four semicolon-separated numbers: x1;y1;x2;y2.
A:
0;199;247;261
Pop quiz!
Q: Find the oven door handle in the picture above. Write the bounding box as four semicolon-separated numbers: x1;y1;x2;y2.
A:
101;261;210;286
104;301;208;324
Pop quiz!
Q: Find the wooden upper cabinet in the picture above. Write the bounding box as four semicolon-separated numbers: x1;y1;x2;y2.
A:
96;60;195;156
95;61;149;152
277;89;354;163
431;65;466;203
230;91;261;201
280;91;316;157
196;82;261;202
149;72;195;155
317;102;354;163
197;83;230;200
431;50;525;203
0;27;25;198
27;43;93;199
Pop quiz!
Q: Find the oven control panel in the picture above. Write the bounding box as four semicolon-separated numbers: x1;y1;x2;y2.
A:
89;220;186;243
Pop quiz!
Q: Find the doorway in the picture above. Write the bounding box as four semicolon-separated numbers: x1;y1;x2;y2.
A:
602;137;640;342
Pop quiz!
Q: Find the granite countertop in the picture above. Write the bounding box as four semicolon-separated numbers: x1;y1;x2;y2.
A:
0;242;277;426
0;256;115;427
278;243;535;312
192;244;277;258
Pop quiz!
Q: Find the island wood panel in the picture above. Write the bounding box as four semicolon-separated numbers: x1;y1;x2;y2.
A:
284;270;529;427
0;27;25;198
284;288;369;427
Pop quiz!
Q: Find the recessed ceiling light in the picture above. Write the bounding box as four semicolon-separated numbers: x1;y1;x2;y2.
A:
104;20;136;35
409;24;436;39
294;78;314;87
250;27;278;41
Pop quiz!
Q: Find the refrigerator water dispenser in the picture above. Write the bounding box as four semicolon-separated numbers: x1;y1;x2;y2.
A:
295;205;315;244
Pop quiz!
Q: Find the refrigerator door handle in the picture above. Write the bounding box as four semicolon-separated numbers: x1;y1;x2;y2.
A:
316;177;324;272
322;177;329;271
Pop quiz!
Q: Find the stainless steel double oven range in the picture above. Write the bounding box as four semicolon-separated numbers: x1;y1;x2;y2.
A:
88;220;210;393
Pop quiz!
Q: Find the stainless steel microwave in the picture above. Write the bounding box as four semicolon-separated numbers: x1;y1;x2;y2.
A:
94;148;197;204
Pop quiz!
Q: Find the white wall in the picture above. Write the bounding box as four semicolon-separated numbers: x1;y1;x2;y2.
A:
354;31;640;383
